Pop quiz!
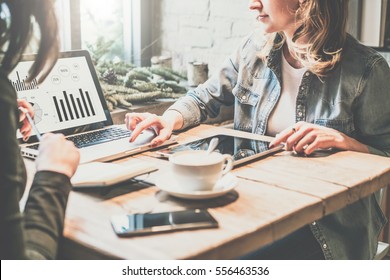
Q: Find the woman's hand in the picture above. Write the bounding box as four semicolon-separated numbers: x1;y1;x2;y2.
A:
36;133;80;178
17;99;34;141
125;111;182;147
269;121;369;155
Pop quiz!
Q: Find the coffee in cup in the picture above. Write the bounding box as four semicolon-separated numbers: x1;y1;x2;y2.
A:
169;150;233;192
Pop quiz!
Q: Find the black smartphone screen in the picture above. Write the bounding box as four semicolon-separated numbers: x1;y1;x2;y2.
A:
111;209;218;236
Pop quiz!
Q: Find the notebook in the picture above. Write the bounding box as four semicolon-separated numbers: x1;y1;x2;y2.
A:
13;50;176;164
71;161;158;188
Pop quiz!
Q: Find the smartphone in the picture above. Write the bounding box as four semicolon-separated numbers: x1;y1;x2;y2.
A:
110;209;218;237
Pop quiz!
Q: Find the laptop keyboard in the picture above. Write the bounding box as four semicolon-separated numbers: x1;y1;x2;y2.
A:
27;127;131;150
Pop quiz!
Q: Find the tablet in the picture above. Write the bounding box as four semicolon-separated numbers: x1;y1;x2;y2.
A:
155;134;284;166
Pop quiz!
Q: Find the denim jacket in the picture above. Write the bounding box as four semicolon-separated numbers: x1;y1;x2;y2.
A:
169;32;389;259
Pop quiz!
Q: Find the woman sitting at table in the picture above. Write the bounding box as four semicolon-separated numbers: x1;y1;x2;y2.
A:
125;0;389;259
0;0;80;259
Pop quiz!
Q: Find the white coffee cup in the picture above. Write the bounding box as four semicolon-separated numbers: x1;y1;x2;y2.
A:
169;150;233;192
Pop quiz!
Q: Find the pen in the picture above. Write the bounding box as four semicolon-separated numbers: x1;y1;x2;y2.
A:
19;107;42;141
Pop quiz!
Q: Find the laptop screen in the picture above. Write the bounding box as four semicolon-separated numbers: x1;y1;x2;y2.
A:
13;50;112;143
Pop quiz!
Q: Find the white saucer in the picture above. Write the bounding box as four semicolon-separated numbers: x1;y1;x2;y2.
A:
155;172;238;200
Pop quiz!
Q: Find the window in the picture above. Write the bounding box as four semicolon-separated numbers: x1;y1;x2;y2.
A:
55;0;152;66
80;0;126;62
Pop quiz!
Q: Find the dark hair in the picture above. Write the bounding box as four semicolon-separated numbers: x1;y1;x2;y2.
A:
0;0;59;83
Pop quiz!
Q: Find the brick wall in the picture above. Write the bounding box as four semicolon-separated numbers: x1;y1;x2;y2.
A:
151;0;257;75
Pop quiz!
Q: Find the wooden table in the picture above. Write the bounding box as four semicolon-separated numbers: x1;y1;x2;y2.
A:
25;124;390;259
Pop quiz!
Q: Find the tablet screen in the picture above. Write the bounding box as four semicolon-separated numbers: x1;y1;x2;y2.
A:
156;134;284;166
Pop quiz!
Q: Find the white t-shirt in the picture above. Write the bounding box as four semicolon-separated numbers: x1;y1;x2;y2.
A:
266;52;307;136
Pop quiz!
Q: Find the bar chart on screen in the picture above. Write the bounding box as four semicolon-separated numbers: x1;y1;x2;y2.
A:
9;71;39;91
52;89;96;123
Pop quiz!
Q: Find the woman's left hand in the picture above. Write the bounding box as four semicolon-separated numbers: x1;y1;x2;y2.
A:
17;99;34;141
269;121;369;155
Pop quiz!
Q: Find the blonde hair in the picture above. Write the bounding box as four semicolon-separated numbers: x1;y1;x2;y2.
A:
260;0;349;77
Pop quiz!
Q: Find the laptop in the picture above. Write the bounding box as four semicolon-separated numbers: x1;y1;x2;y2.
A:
13;50;176;164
